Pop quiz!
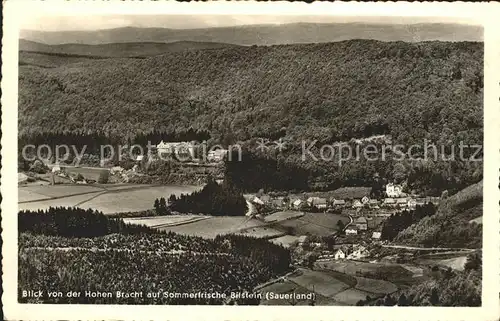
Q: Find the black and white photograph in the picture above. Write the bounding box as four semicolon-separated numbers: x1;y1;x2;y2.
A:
2;1;499;320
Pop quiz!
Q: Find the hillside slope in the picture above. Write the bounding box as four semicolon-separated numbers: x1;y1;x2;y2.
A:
19;40;483;146
19;39;238;58
20;23;483;45
395;180;483;248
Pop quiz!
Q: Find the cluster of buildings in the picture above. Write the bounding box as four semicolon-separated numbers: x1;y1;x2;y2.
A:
154;141;228;163
297;238;371;262
251;183;437;213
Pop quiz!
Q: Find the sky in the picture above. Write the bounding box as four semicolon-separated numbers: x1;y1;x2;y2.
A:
21;15;481;32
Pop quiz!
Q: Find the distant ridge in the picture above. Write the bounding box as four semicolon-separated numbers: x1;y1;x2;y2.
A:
19;39;239;58
20;23;483;46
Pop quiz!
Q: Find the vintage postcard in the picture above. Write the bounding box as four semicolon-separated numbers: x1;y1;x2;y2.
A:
2;1;500;320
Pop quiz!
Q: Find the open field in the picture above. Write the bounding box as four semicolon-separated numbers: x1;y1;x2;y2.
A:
80;185;199;213
315;260;415;282
122;215;208;228
18;192;107;211
264;211;304;222
270;235;300;248
436;256;467;271
259;267;396;305
17;184;200;214
19;185;104;201
416;253;469;271
277;212;349;236
159;216;266;239
289;269;351;297
237;226;284;239
18;189;52;202
333;288;371;305
354;276;397;294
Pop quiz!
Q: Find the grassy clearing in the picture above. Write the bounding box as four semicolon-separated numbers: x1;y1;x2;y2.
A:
288;268;350;297
18;189;52;202
264;211;304;222
237;226;284;239
333;288;372;305
354;276;397;294
19;185;104;199
316;260;413;282
17;185;200;214
276;212;349;236
159;217;265;239
270;235;300;248
71;185;199;214
18;193;105;212
122;215;207;228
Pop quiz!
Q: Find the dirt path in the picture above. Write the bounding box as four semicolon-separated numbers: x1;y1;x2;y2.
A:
18;189;105;204
382;244;477;252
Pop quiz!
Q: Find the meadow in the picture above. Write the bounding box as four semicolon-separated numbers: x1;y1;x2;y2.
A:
18;184;200;214
258;267;396;305
122;215;209;228
159;216;268;239
276;212;350;236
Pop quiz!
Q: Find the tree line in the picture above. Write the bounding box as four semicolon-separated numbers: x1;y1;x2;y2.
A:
167;177;247;216
381;203;437;241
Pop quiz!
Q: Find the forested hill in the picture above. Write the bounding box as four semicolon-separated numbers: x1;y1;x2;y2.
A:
20;23;483;45
19;39;483;147
19;39;239;58
395;180;483;248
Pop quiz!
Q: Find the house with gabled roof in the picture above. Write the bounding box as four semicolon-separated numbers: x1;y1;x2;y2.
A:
308;196;328;209
331;198;347;208
355;217;368;230
345;225;358;235
368;199;380;209
352;200;363;208
334;249;346;260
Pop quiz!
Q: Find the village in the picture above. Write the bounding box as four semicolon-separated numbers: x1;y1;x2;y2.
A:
244;183;441;268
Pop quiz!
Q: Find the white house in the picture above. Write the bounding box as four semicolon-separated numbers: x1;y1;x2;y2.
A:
345;226;358;235
207;149;228;162
361;196;370;204
252;196;265;205
292;199;303;209
157;141;195;159
407;198;417;210
386;183;403;198
334;249;346;260
368;199;380;209
307;197;328;209
372;232;382;240
331;199;347;208
51;165;61;173
352;200;363;208
347;245;370;260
